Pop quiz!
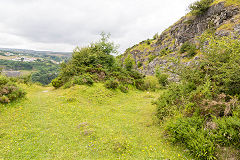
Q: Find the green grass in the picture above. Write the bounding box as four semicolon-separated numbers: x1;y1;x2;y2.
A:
0;84;190;159
212;0;240;6
130;41;155;53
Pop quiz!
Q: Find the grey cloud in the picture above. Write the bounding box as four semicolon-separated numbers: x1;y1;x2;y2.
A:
0;0;196;52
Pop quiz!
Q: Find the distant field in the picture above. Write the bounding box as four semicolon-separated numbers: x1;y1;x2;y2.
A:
0;84;191;159
0;55;17;60
19;70;36;76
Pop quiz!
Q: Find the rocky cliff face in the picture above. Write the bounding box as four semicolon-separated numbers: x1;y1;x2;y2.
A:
121;1;240;76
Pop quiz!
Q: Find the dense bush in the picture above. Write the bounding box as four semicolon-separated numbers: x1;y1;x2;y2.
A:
51;77;63;88
189;0;214;15
155;69;168;86
119;84;129;93
156;34;240;159
124;54;135;71
143;76;160;91
180;41;197;57
200;35;240;96
134;79;145;90
166;116;216;159
213;116;240;147
31;67;58;85
137;61;143;68
166;115;240;160
104;79;119;89
52;33;145;91
0;75;26;103
73;74;94;86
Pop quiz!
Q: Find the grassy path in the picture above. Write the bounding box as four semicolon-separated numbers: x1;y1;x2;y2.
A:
0;84;188;159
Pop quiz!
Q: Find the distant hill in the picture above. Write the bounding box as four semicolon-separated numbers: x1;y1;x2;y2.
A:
0;48;72;57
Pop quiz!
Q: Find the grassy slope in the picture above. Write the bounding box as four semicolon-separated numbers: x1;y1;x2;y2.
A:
0;84;189;159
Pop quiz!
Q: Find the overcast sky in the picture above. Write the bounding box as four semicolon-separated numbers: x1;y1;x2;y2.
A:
0;0;196;53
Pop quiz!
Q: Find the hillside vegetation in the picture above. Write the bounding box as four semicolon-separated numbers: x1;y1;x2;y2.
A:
0;75;26;103
1;0;240;159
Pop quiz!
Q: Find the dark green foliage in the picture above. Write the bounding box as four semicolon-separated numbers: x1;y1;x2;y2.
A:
62;80;74;89
51;77;63;88
189;0;214;15
160;47;171;56
155;69;168;86
166;116;240;160
31;69;58;85
53;33;144;91
104;79;119;89
134;79;145;90
0;59;60;85
124;54;135;71
119;84;128;93
148;55;157;63
153;33;159;40
156;34;240;159
0;75;26;103
146;39;151;45
155;83;183;120
166;116;216;160
137;61;143;68
73;74;94;86
180;41;197;57
0;60;33;70
213;116;240;147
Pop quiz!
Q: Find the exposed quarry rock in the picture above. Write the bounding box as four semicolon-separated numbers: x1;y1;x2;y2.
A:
122;1;240;77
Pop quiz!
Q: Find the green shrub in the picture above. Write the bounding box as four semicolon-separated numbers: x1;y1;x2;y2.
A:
105;79;119;89
189;0;214;15
137;61;143;68
160;47;171;56
213;116;240;147
156;34;240;160
155;84;181;120
0;95;10;103
148;55;157;63
134;79;145;90
0;76;9;85
124;54;135;71
63;80;74;89
146;39;151;45
0;76;26;103
52;77;63;88
200;35;240;96
128;70;144;80
153;33;159;40
155;69;168;86
74;74;94;86
166;116;240;159
53;33;144;91
180;41;197;57
143;76;160;91
119;84;128;93
166;116;216;159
